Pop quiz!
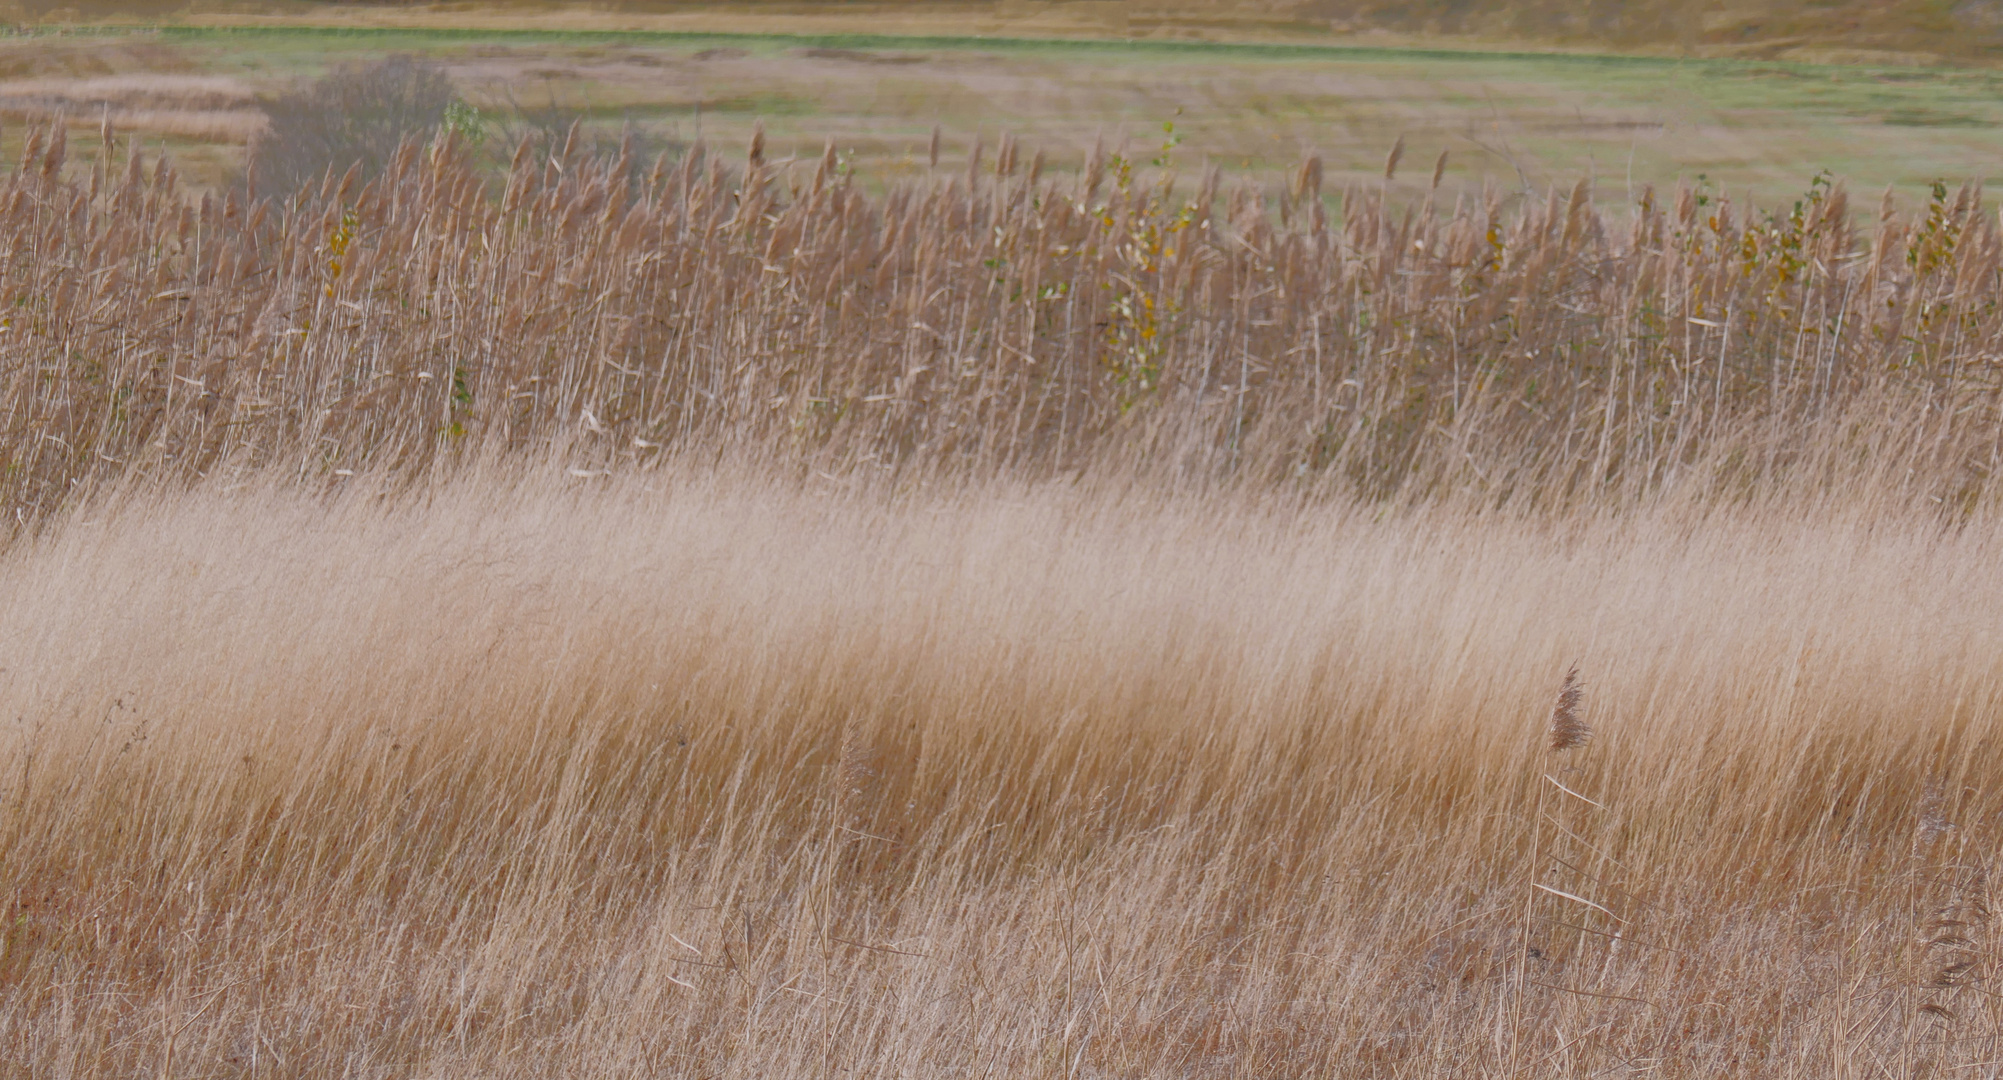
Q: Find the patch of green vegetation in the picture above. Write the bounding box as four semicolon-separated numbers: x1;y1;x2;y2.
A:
1881;107;1993;128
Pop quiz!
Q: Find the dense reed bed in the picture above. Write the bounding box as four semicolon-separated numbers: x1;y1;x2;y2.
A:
4;117;2003;1074
3;118;2002;521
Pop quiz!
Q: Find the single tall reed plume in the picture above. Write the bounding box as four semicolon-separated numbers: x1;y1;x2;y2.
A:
1548;664;1590;751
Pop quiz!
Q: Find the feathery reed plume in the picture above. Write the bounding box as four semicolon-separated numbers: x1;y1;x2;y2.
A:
1292;153;1323;205
1548;665;1589;751
1912;781;1987;1036
1430;149;1449;190
1079;134;1107;202
1917;779;1957;845
1383;134;1406;181
927;123;941;169
746;120;765;171
813;138;836;191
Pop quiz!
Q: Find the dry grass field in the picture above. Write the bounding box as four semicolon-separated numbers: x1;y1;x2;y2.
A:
21;0;2003;62
9;17;2003;204
6;461;2003;1076
1;28;2003;1070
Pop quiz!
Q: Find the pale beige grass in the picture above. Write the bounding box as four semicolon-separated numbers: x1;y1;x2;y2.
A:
0;74;264;142
0;459;1998;1074
0;74;257;110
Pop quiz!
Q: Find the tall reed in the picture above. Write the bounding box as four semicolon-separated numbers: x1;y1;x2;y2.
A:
2;120;2000;521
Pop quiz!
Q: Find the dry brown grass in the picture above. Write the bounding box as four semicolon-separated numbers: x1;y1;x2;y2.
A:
3;119;2002;520
5;119;2003;1074
3;463;2002;1074
0;75;264;144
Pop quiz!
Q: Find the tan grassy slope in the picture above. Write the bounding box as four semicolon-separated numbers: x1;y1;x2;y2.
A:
1;463;2000;1074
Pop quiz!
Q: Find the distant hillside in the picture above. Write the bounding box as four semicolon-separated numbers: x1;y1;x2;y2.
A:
8;0;2003;65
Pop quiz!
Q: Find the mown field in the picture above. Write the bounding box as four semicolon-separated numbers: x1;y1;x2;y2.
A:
3;9;2003;1074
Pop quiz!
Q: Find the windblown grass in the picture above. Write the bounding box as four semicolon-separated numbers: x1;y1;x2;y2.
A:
2;462;2001;1074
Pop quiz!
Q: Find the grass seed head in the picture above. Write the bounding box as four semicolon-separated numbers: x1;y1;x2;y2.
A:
1548;664;1589;752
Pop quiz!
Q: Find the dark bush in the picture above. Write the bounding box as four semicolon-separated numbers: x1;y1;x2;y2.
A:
245;55;454;202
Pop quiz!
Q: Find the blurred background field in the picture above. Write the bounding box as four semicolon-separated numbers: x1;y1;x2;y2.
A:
5;3;2003;205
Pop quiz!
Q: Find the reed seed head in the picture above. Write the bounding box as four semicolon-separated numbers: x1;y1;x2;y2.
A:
1548;664;1589;752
